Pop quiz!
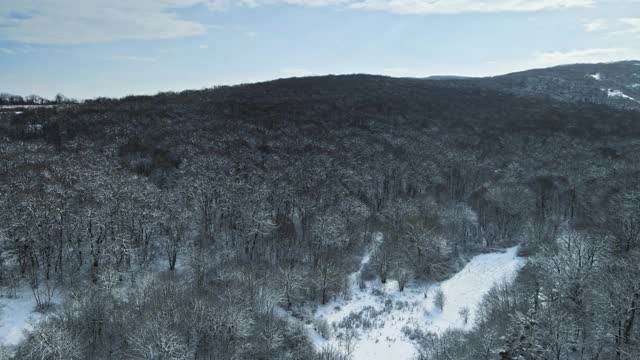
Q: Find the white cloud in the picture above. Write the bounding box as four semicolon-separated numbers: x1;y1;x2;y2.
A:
199;44;209;49
349;0;595;15
0;0;206;44
0;45;35;55
0;0;614;45
110;55;157;62
210;0;596;14
533;47;640;66
281;0;352;6
584;18;608;32
207;0;349;10
204;0;261;11
619;18;640;34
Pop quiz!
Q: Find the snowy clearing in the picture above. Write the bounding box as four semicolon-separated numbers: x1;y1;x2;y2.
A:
588;73;601;80
0;289;46;346
311;246;525;360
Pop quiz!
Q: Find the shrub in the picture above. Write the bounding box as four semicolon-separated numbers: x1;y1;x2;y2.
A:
315;318;332;340
315;345;351;360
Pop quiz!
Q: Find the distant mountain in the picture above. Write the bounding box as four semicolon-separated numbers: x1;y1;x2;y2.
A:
469;61;640;110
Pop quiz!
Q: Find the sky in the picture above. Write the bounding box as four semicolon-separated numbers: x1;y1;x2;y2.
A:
1;0;639;99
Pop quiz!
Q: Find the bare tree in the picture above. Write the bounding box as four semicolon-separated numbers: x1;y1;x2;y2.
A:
459;306;470;325
396;267;412;292
371;247;391;284
315;257;339;305
434;288;446;312
279;266;304;309
22;318;81;360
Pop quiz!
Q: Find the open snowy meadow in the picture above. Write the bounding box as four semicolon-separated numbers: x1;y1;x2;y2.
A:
310;247;525;359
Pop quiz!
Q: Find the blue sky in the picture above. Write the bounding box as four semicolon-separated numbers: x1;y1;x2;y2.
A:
1;0;639;99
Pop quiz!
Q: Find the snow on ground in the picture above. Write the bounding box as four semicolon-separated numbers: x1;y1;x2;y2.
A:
312;246;525;360
588;73;601;80
602;88;639;102
429;247;524;332
0;289;47;346
0;105;56;109
630;84;640;89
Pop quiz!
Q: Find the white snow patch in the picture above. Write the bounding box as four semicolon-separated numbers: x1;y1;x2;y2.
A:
312;246;525;360
588;73;601;80
0;289;47;346
602;88;639;102
629;84;640;89
0;105;55;109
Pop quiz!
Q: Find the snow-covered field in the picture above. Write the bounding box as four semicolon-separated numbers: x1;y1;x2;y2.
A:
312;246;525;360
0;289;45;346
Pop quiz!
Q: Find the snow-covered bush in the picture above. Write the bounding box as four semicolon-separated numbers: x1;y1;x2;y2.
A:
314;345;350;360
315;318;332;340
18;316;81;360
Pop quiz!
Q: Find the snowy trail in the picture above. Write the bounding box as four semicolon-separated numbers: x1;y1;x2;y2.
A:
312;246;525;360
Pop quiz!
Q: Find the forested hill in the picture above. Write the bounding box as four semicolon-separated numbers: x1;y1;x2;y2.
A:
1;73;640;359
444;60;640;111
11;73;640;139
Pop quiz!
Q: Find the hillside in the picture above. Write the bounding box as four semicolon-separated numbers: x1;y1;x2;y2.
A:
459;61;640;110
1;72;640;359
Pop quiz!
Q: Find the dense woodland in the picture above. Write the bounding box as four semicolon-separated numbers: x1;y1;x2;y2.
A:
1;72;640;359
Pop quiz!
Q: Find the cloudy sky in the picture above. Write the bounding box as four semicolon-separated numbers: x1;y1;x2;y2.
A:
1;0;639;99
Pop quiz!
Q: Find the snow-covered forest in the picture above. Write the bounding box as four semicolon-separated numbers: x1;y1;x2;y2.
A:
1;69;640;359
